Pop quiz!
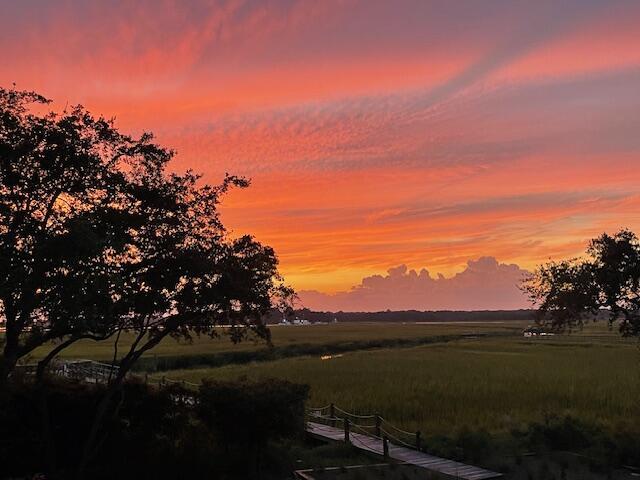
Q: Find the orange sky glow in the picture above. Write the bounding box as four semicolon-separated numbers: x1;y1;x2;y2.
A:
2;0;640;310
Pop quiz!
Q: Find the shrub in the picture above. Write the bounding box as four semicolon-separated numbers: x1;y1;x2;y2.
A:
0;378;309;479
456;427;492;463
527;415;600;452
198;378;309;476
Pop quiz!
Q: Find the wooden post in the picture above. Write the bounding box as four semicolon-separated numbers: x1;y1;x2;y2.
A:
344;418;350;444
383;436;389;459
375;415;382;437
416;430;422;450
330;403;336;427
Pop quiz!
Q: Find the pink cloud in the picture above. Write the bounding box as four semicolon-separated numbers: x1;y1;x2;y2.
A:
298;257;530;311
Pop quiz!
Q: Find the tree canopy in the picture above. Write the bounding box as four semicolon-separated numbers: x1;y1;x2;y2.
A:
0;86;291;381
523;229;640;336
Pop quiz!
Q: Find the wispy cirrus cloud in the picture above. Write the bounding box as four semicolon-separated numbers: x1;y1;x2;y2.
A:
2;0;639;301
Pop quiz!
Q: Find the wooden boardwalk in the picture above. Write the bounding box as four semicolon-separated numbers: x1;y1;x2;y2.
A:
307;421;503;480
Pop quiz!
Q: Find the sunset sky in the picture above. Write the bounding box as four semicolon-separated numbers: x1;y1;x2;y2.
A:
2;0;640;310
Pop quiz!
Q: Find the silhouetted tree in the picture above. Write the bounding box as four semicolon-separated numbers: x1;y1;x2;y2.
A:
523;229;640;337
0;86;292;476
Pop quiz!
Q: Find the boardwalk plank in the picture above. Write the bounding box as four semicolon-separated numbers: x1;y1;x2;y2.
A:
307;421;502;480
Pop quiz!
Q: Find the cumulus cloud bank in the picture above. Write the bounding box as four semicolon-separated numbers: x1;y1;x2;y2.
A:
298;257;530;312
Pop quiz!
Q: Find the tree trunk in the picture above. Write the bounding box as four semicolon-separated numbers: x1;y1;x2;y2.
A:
76;343;151;479
75;375;122;480
76;324;177;478
0;354;18;384
36;383;57;476
1;306;20;383
34;338;78;479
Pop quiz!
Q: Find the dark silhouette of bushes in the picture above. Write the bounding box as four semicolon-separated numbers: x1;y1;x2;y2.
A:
423;415;640;475
198;379;309;478
0;378;308;479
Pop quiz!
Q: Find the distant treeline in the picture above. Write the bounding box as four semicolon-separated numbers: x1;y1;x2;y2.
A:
270;308;538;323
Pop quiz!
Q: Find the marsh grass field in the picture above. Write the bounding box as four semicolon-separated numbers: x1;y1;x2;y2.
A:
163;329;640;437
29;321;524;362
29;321;640;438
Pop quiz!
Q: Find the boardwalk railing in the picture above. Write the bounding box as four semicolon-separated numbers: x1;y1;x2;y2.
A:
305;419;504;479
57;359;119;383
15;359;120;384
307;403;421;454
141;372;199;389
16;359;199;388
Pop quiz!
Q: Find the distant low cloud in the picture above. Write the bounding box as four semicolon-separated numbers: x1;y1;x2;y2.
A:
298;257;530;312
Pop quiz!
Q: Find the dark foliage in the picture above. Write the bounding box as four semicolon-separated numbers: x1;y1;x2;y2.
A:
527;415;601;452
424;416;640;475
0;378;308;480
198;378;309;477
524;415;640;471
0;86;293;478
523;229;640;337
286;308;535;323
0;86;292;383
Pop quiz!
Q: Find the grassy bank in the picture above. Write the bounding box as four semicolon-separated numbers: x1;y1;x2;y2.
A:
132;332;519;371
27;321;527;364
162;334;640;437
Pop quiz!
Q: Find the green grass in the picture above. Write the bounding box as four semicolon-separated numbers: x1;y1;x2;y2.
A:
161;333;640;437
28;321;527;363
26;320;640;438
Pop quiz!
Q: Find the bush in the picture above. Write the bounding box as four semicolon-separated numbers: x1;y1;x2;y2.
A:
0;379;106;478
198;378;309;477
527;415;600;452
0;378;309;479
456;427;492;463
